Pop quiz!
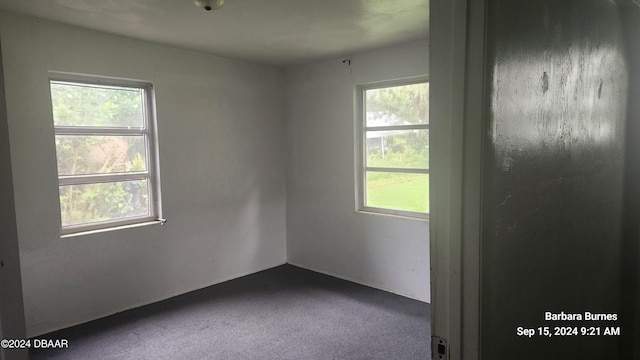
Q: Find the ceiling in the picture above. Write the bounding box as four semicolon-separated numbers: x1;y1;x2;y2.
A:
0;0;429;67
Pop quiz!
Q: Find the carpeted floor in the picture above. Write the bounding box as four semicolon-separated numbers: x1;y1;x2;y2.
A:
29;264;431;360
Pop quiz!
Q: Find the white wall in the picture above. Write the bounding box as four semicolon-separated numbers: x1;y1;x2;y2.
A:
0;12;287;336
285;41;430;302
0;35;28;360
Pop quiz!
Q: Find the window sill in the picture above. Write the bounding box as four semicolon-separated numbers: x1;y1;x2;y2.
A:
60;219;166;238
356;209;429;222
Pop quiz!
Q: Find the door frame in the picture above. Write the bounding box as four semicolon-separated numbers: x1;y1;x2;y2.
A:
429;0;486;359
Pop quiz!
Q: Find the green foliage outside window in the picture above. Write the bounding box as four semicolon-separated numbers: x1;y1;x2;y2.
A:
364;82;429;214
51;82;151;227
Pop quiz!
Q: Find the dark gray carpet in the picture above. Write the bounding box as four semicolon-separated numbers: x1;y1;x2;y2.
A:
29;264;431;360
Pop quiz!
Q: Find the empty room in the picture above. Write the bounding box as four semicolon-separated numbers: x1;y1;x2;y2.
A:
5;1;640;360
0;1;431;359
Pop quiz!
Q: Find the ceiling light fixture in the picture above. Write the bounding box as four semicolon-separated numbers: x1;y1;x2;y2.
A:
194;0;224;11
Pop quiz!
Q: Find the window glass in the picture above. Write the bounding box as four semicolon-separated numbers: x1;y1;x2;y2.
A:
59;180;150;227
50;78;160;234
55;135;147;175
365;129;429;169
365;83;429;127
361;81;429;217
50;82;144;128
365;173;429;214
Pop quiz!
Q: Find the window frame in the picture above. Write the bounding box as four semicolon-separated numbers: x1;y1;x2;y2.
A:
355;76;430;220
49;73;164;236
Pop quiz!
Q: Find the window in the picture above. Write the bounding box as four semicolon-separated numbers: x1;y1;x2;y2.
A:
49;75;162;235
357;79;429;218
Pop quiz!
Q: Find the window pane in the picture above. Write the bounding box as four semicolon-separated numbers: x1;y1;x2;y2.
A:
366;129;428;169
366;172;429;213
50;82;144;128
55;135;147;175
59;180;150;227
365;82;428;127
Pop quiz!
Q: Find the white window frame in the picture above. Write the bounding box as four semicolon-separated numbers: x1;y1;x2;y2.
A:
49;73;164;236
355;76;429;219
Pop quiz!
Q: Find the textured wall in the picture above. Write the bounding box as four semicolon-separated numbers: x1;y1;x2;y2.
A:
285;41;430;302
481;0;627;358
0;37;28;360
0;12;286;336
